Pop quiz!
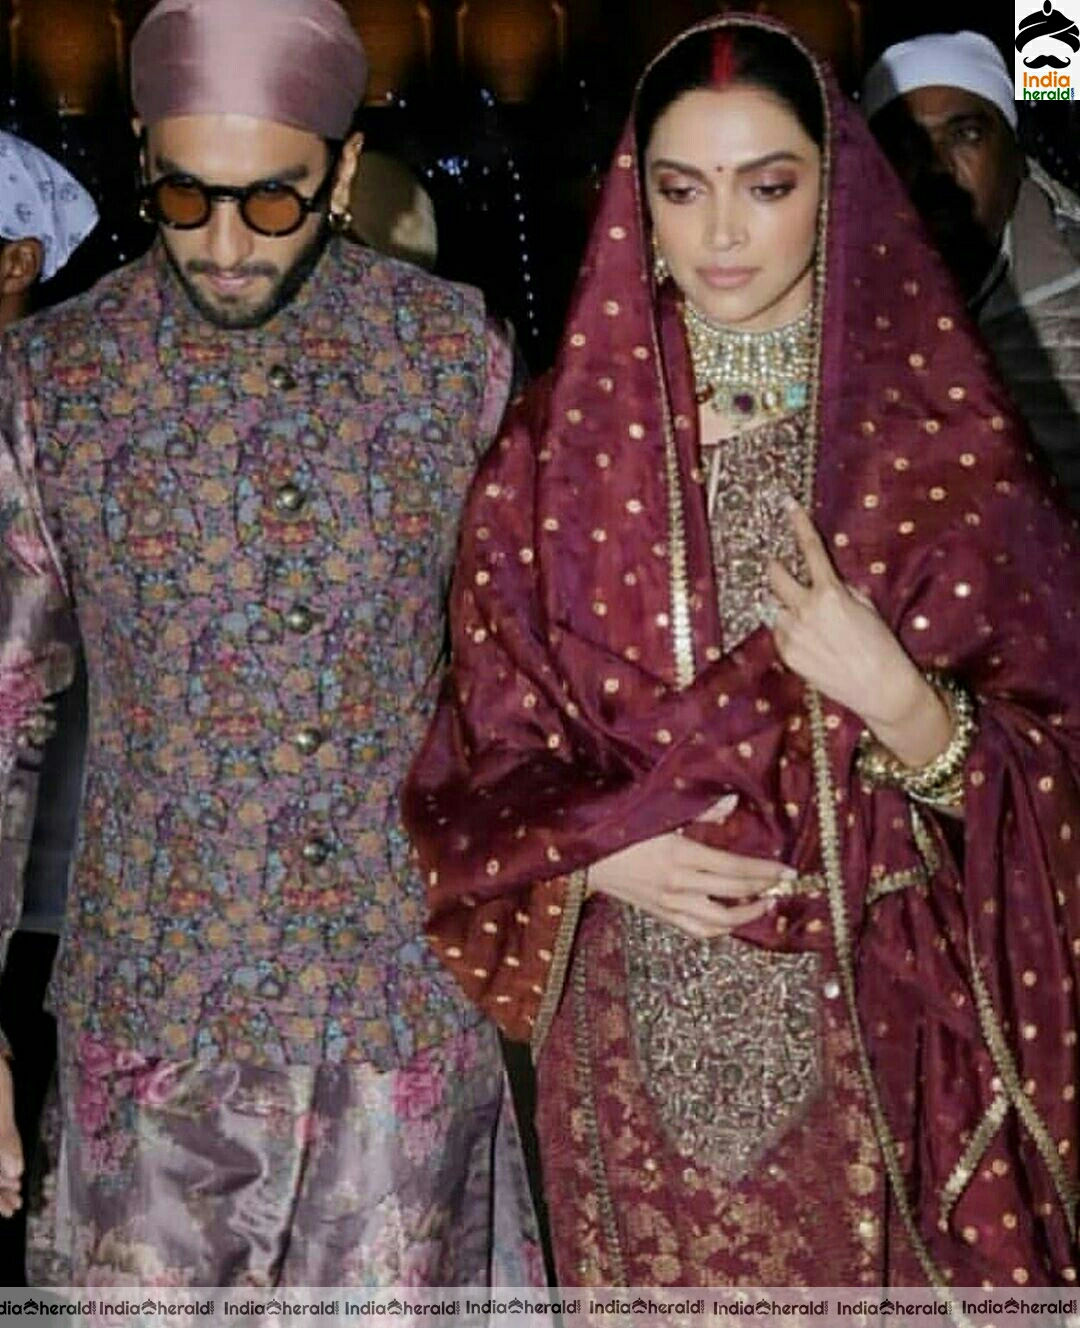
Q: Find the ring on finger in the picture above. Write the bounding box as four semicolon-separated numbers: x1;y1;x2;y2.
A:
757;596;780;629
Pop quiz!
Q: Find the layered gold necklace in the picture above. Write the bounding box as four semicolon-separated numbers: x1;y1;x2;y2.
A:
682;299;813;423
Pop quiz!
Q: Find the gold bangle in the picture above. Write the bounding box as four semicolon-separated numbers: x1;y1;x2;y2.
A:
856;672;976;811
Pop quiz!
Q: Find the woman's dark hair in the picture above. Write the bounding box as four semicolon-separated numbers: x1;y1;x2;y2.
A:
635;26;825;159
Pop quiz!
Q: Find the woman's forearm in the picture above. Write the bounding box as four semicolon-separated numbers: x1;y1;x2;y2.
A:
857;670;975;818
865;669;954;769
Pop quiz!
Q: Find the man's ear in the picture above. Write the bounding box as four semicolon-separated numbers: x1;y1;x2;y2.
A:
331;132;364;219
0;238;44;296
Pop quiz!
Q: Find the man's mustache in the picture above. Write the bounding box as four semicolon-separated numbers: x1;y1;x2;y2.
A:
1023;52;1073;66
185;260;278;278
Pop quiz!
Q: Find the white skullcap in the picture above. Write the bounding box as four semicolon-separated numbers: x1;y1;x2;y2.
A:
862;31;1018;131
0;132;99;280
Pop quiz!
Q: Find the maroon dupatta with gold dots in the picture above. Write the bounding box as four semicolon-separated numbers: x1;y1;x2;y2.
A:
405;15;1080;1286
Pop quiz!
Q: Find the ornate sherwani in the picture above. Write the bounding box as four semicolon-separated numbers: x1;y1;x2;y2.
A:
0;238;538;1285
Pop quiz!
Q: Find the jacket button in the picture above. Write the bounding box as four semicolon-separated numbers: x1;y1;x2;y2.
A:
284;604;314;634
294;727;323;756
268;363;296;391
274;483;305;513
301;838;332;866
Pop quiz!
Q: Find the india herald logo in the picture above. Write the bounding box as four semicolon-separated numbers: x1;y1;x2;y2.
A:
1016;0;1079;97
1016;0;1080;66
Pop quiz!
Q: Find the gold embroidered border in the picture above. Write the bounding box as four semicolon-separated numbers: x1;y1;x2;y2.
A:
910;805;942;874
798;49;830;513
531;869;588;1058
630;71;695;692
865;865;927;907
661;408;695;691
572;956;629;1285
768;871;827;896
809;689;970;1324
939;1093;1009;1230
862;807;941;905
967;936;1080;1239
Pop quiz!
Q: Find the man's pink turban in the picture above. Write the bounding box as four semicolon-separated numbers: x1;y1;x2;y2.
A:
131;0;368;139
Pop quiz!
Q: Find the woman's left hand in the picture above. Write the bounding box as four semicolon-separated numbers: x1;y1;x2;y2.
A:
766;501;949;765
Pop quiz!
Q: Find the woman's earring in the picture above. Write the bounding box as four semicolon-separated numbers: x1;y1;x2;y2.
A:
138;197;154;226
652;238;669;285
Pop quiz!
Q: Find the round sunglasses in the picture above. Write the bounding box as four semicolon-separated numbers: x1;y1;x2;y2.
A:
140;154;339;238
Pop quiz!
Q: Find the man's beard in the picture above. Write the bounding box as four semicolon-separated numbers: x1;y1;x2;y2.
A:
163;217;331;330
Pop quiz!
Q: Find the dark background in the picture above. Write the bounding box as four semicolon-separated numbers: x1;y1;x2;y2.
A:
1;0;1076;371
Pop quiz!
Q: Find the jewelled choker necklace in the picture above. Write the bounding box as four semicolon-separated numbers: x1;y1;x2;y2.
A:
682;300;813;421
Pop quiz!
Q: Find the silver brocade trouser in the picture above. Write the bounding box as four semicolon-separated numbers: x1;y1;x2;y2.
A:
27;1022;542;1287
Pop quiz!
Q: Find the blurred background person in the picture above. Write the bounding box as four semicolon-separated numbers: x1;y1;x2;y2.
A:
348;148;438;269
0;129;96;1285
864;31;1080;508
0;131;97;327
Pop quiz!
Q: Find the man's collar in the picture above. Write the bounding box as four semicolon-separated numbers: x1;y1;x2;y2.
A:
969;226;1011;314
1027;156;1080;227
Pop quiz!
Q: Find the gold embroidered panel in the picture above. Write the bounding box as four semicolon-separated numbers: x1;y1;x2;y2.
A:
704;408;810;646
622;911;822;1180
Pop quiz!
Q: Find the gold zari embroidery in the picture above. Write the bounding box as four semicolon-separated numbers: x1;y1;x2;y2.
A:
939;1093;1009;1229
865;866;927;906
623;915;822;1179
967;936;1080;1239
624;388;822;1182
661;399;694;690
704;410;810;642
864;806;942;905
910;804;942;872
572;956;628;1283
531;869;588;1058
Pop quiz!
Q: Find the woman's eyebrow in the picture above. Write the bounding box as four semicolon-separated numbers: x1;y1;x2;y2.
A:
650;149;804;177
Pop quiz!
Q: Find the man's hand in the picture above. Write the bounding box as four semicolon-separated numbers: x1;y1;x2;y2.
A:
0;1058;23;1217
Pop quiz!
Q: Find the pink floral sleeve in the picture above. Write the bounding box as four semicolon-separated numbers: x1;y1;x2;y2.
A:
476;317;516;451
0;360;77;1007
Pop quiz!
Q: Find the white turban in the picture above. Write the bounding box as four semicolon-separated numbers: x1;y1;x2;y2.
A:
862;31;1018;132
0;132;99;280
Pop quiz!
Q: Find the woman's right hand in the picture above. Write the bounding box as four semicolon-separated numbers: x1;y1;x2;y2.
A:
586;795;797;940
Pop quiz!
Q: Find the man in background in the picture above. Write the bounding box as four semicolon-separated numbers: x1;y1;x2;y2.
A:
864;31;1080;507
0;132;98;331
348;150;438;270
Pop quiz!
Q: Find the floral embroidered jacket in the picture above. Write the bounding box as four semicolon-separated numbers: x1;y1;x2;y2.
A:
0;238;511;1068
